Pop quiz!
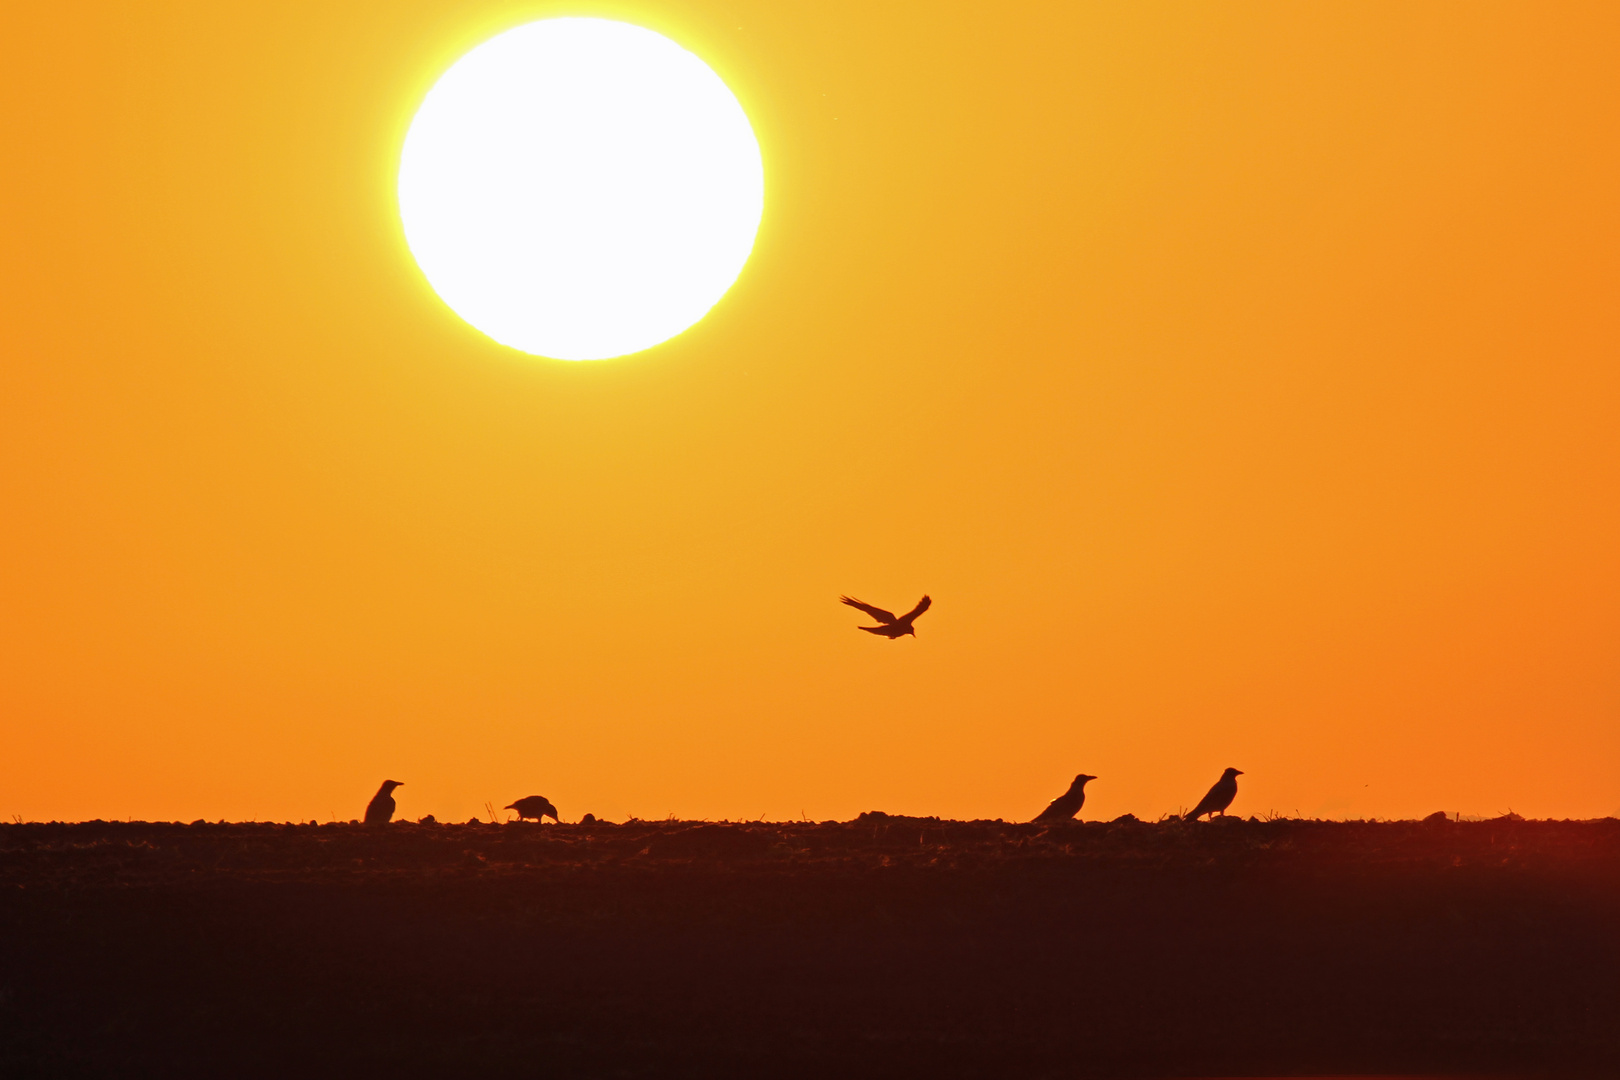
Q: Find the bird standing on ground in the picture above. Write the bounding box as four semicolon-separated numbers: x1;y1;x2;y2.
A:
840;595;932;638
364;780;403;826
1185;768;1243;821
1033;774;1096;823
506;795;560;823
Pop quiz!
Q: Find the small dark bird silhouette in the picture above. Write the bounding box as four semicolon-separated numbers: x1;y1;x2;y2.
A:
1185;768;1243;821
506;795;559;823
1033;774;1096;823
364;780;403;826
840;595;932;638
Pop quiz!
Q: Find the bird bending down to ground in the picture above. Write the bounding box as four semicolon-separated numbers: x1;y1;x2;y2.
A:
1185;768;1243;821
1032;774;1096;824
364;780;403;826
506;795;559;823
840;595;932;638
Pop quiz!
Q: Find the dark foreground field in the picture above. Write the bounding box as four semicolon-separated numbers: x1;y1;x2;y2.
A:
2;814;1617;1079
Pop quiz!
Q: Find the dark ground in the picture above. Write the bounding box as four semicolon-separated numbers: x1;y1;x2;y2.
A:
1;814;1616;1079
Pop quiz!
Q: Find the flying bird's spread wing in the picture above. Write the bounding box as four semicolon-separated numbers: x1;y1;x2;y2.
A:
898;595;932;623
840;596;897;624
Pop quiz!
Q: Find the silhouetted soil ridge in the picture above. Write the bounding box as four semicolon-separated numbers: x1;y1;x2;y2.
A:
4;814;1614;882
1;817;1616;1078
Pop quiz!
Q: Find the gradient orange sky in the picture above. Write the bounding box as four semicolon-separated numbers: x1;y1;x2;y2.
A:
3;2;1617;824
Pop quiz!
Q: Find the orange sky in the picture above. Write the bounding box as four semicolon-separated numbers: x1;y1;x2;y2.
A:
3;2;1618;824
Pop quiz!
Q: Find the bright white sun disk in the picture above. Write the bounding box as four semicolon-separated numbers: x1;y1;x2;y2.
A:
398;19;764;360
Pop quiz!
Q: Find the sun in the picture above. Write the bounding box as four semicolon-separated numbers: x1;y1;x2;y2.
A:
397;19;764;361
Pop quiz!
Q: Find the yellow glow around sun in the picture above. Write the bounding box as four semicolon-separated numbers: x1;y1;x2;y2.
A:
397;19;764;361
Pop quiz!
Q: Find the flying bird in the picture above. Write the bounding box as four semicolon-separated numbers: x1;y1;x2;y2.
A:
506;795;560;823
1185;768;1243;821
840;594;932;638
364;780;403;826
1032;774;1096;824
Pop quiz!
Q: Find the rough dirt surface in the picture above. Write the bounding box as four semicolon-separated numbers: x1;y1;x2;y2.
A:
2;814;1616;1078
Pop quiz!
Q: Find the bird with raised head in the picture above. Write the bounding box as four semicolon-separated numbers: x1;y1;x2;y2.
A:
364;780;403;826
1032;774;1096;824
1185;768;1243;821
506;795;559;823
840;595;931;638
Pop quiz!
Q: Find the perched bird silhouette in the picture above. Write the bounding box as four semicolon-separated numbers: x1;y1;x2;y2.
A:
364;780;403;826
1185;768;1243;821
506;795;559;823
1032;773;1096;823
1030;773;1095;822
840;595;932;638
